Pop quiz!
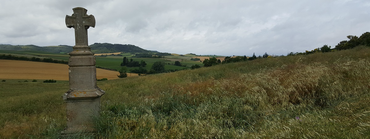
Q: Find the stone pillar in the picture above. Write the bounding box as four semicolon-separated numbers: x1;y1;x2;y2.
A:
63;7;105;134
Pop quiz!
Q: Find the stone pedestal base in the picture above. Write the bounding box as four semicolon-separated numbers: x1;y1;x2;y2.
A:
62;97;101;134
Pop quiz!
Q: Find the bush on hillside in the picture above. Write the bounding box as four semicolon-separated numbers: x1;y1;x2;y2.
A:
43;79;56;83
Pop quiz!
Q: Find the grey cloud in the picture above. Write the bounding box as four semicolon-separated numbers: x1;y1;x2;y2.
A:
125;19;148;33
1;0;370;55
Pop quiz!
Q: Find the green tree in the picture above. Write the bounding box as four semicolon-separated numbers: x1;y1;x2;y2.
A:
203;59;210;67
118;67;127;78
249;53;257;60
174;61;181;66
150;61;165;73
203;57;218;67
335;34;362;50
347;35;360;49
321;45;331;53
359;32;370;46
130;66;147;74
263;52;269;58
223;57;231;63
191;64;201;69
140;60;147;67
209;57;218;65
335;40;349;50
121;57;128;66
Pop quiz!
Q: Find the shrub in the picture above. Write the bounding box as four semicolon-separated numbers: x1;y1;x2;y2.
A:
174;61;181;66
43;79;56;83
130;67;147;74
117;72;127;78
97;78;108;81
191;64;201;69
150;61;165;73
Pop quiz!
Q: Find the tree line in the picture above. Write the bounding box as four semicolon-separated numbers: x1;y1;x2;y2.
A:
121;57;147;67
133;53;171;58
202;52;270;67
0;54;68;64
118;57;169;78
289;32;370;56
335;32;370;50
117;56;191;78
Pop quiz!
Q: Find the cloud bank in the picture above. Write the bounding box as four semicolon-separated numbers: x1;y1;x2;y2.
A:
1;0;369;56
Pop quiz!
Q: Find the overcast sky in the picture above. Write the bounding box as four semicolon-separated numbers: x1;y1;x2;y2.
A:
0;0;369;56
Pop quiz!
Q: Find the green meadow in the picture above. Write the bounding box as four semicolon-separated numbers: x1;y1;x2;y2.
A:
95;56;199;71
0;50;202;72
0;50;70;61
1;46;370;138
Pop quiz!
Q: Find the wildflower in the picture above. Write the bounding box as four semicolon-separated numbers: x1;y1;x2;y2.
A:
295;116;302;121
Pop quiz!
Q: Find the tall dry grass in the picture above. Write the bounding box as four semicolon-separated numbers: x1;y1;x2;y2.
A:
0;80;68;138
94;46;370;138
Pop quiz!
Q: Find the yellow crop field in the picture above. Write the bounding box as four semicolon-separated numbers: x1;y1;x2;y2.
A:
0;60;127;80
192;56;225;61
94;52;121;56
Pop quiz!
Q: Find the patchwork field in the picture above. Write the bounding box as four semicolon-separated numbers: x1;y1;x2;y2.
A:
0;50;205;72
0;60;131;80
193;56;225;61
94;52;122;56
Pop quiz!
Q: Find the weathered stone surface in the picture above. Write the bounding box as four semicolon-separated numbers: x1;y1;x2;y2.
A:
63;7;104;134
68;56;95;66
65;7;95;46
63;98;100;134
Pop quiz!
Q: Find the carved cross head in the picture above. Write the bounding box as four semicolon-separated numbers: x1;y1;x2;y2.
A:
65;7;95;46
66;7;95;29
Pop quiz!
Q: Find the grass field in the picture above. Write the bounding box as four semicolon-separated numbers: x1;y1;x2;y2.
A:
0;50;204;73
1;47;370;138
94;52;122;56
0;50;70;61
192;56;225;62
96;56;200;71
0;60;124;80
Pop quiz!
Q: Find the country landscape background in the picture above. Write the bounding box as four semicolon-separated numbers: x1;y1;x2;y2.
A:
1;31;370;138
1;0;370;56
1;0;370;138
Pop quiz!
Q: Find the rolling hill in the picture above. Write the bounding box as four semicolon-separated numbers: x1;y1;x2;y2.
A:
1;46;370;138
0;44;72;54
0;43;152;54
89;43;151;53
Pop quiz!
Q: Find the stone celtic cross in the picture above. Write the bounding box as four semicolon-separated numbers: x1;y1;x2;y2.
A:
65;7;95;46
63;7;104;135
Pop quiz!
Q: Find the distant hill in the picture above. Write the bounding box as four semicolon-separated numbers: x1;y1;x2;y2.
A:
0;44;73;54
89;43;151;53
0;43;151;54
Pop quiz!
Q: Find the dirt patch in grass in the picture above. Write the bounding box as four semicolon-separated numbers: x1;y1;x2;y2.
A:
0;60;129;80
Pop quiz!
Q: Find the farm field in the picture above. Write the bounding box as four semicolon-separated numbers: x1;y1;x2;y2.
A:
96;56;201;71
0;50;70;61
1;46;370;138
0;60;126;80
192;56;225;62
1;50;205;72
94;52;122;56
